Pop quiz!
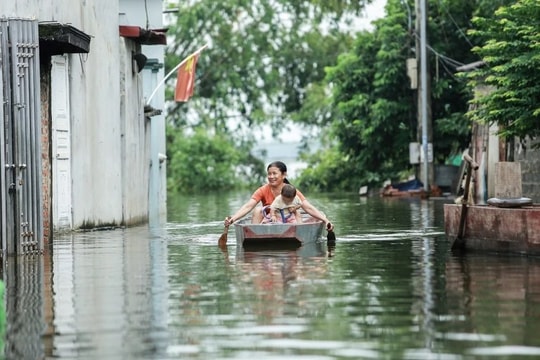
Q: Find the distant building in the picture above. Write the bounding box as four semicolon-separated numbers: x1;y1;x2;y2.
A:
457;61;540;203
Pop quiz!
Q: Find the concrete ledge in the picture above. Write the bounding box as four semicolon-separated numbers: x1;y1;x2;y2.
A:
444;203;540;255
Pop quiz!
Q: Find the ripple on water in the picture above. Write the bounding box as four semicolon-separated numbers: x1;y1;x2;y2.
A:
468;346;540;356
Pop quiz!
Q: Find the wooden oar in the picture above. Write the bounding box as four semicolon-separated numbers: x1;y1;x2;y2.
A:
326;223;336;257
326;222;336;245
218;224;229;249
452;154;479;251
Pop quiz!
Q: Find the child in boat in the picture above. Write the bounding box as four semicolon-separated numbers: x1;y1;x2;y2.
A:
269;184;303;224
224;161;333;230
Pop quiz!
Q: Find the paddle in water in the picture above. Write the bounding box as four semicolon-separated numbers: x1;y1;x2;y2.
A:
326;222;336;245
218;225;229;248
326;222;336;257
218;216;232;249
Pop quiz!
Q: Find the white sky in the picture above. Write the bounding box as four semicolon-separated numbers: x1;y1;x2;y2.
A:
363;0;387;23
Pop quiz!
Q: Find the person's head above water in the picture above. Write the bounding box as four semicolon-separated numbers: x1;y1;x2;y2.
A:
267;161;290;184
281;184;297;201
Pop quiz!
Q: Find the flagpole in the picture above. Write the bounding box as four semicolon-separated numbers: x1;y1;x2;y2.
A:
146;43;208;105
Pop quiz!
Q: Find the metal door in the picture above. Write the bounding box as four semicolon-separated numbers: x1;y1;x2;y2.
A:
0;18;43;255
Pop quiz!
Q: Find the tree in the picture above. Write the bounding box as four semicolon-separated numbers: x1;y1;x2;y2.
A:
467;0;540;145
296;0;510;191
166;126;265;192
164;0;375;190
165;0;374;131
300;0;470;190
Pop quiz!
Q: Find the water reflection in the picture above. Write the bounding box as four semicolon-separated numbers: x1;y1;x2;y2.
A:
4;228;171;359
1;194;540;359
444;254;540;352
240;249;332;323
3;255;46;358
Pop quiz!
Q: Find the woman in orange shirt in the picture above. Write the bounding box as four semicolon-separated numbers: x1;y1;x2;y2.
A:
224;161;333;230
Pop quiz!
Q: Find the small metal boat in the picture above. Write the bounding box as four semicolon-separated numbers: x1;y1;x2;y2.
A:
233;216;325;250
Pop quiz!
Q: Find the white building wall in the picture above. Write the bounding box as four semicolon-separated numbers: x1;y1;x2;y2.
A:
1;0;162;228
70;1;125;228
119;37;151;225
119;0;167;223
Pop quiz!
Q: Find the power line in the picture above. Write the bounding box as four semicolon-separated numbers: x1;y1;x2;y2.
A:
437;0;475;48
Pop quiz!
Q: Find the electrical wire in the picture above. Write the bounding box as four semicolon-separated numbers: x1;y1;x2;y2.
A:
409;33;465;80
437;0;475;48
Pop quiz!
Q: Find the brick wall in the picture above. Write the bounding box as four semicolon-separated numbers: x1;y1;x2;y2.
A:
515;138;540;203
41;70;51;244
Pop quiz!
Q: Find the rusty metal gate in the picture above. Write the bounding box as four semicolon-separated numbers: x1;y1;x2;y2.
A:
0;18;43;256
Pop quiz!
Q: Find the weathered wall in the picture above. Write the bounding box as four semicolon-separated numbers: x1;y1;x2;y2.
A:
119;0;167;223
2;0;157;228
119;38;150;225
515;138;540;203
68;0;125;228
40;70;51;244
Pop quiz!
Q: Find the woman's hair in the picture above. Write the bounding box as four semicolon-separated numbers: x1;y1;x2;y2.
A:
267;161;290;184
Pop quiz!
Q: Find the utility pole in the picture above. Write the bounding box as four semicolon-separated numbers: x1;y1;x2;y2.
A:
416;0;433;192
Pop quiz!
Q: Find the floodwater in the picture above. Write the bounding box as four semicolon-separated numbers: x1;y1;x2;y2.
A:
2;191;540;359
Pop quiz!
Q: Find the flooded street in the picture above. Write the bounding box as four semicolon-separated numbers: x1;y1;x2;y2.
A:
2;191;540;359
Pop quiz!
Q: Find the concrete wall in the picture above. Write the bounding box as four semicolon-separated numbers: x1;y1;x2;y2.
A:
515;138;540;203
2;0;164;229
466;82;540;205
473;124;540;204
119;0;167;223
69;0;126;228
119;38;150;226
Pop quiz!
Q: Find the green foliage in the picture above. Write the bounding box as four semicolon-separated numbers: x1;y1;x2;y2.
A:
165;0;370;133
163;0;524;192
296;147;378;191
296;0;503;191
166;126;265;193
164;0;375;192
467;0;540;142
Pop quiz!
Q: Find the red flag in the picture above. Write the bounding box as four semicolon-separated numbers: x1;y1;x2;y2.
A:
174;53;200;102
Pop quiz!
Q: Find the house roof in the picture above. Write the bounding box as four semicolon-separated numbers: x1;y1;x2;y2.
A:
39;22;91;57
119;25;167;45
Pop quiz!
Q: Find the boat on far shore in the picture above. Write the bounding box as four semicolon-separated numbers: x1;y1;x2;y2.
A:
380;178;442;198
